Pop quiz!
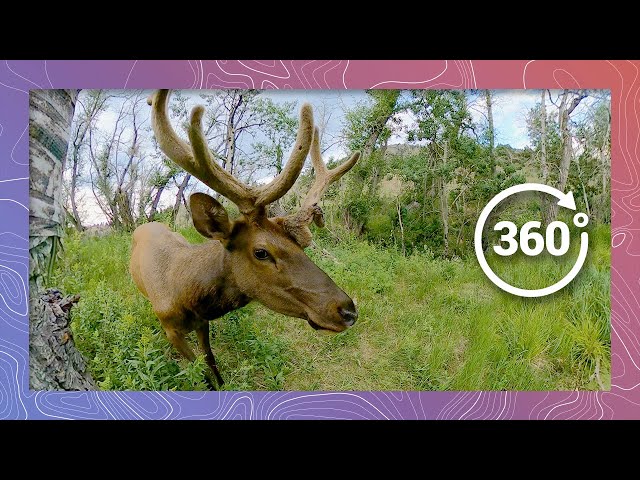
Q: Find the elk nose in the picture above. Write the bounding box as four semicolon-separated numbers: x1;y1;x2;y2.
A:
339;307;358;327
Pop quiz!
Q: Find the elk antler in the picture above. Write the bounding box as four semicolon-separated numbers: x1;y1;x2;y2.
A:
148;89;314;215
283;127;360;247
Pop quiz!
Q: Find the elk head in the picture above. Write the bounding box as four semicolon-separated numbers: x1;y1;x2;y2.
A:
148;90;361;332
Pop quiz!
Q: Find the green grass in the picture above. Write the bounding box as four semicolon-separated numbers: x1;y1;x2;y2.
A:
50;224;611;391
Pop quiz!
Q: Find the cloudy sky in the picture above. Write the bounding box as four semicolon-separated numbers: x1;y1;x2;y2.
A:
74;89;596;225
256;89;542;156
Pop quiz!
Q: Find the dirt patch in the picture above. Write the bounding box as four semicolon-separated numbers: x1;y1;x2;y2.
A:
531;354;549;373
458;282;494;302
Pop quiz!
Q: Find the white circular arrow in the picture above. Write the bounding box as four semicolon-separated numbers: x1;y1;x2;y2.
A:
474;183;589;298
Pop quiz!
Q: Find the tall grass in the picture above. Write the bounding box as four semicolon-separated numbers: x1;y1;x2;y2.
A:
50;224;611;391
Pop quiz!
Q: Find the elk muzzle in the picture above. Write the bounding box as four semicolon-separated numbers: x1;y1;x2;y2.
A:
305;288;358;332
339;305;358;327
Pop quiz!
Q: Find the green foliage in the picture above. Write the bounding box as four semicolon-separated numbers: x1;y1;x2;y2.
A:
408;90;471;144
526;102;562;169
333;90;539;258
29;232;63;290
51;230;208;391
343;90;401;152
331;90;610;262
51;89;611;391
249;99;297;174
50;224;610;391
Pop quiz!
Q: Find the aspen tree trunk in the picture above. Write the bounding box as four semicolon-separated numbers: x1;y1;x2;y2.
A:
440;141;450;257
539;89;552;225
29;89;96;390
173;174;191;221
548;90;586;221
485;90;495;174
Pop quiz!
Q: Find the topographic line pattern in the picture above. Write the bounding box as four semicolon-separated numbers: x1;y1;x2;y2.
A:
0;60;635;419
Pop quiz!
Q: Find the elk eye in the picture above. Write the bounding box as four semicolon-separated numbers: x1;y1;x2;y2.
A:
254;249;270;260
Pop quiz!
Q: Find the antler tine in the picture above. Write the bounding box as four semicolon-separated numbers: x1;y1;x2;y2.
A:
300;126;361;211
149;90;256;213
282;127;360;247
148;90;195;172
188;105;257;212
151;91;321;217
255;103;314;207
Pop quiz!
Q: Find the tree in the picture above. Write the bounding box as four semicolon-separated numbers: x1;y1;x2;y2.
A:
250;99;298;175
408;90;473;257
164;90;299;220
64;90;110;231
340;90;402;233
539;89;549;184
572;94;612;222
344;90;402;191
549;89;588;221
527;89;589;222
484;90;495;174
86;91;152;230
29;89;96;390
29;89;80;288
145;156;182;221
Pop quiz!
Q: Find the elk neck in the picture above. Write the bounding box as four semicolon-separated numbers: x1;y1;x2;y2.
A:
188;239;251;320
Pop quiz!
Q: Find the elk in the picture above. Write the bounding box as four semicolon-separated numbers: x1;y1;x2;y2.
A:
129;89;361;389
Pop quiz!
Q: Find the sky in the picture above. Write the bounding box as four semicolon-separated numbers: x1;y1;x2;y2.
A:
256;89;542;154
72;89;598;225
471;90;539;148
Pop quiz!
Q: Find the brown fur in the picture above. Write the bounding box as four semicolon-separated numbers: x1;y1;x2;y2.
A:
133;92;361;390
130;194;357;390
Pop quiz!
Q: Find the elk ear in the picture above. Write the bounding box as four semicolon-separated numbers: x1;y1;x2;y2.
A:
190;192;232;240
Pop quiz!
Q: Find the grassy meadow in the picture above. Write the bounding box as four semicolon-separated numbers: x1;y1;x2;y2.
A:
49;222;611;392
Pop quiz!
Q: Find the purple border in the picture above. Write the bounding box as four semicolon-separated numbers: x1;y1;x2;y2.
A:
1;60;637;419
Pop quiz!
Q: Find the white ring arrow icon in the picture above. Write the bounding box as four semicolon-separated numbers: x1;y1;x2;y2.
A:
474;183;588;298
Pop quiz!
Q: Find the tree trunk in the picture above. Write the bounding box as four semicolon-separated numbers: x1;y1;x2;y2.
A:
68;120;87;232
575;155;591;217
396;199;406;256
110;199;121;230
173;174;191;221
224;93;242;175
540;90;549;183
69;152;84;231
275;144;283;174
600;110;611;222
116;187;135;231
557;94;572;194
361;96;398;160
440;142;450;257
601;139;608;198
582;185;591;217
479;90;502;248
485;90;495;174
346;90;400;233
540;89;551;225
29;89;79;289
29;289;97;390
548;90;586;222
148;183;166;221
601;119;610;196
370;136;390;194
29;89;96;391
